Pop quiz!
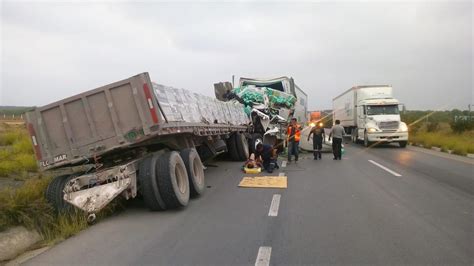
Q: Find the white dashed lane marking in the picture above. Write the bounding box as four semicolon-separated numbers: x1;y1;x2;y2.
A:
281;160;287;168
368;160;402;177
268;194;281;217
255;246;272;266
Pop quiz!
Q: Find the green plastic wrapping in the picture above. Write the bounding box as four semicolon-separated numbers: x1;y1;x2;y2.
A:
232;86;296;117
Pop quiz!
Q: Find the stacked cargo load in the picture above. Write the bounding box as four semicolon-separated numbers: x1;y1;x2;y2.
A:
152;83;249;125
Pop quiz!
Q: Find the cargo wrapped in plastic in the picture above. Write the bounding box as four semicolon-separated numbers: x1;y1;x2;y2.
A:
232;85;296;113
152;83;249;125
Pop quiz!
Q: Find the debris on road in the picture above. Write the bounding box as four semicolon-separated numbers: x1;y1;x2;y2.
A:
238;176;287;188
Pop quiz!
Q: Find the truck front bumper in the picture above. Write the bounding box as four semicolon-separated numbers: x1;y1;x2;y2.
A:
367;132;408;143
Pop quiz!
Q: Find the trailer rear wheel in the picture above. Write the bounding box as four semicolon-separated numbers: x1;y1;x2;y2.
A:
180;148;205;197
156;151;190;208
46;174;77;213
235;133;249;161
227;134;240;161
138;155;167;211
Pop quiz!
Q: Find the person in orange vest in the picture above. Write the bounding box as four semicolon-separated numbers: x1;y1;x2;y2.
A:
287;117;301;162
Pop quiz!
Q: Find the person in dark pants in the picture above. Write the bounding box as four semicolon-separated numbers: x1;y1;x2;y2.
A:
328;120;346;160
255;143;278;173
307;123;325;160
287;118;301;162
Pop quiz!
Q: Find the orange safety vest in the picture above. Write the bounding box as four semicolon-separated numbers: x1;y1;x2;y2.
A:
287;125;301;142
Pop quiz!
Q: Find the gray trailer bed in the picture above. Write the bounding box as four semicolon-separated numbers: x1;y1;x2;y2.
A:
25;72;248;171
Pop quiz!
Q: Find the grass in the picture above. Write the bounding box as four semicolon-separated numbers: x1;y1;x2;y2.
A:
409;126;474;156
0;124;37;177
0;174;124;246
0;122;123;248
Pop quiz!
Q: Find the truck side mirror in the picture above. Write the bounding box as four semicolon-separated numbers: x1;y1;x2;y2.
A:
399;104;406;113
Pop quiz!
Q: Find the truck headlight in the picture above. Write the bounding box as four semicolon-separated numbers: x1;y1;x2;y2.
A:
367;127;377;133
398;123;408;132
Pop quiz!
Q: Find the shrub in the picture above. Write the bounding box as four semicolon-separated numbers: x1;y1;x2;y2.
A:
0;173;126;244
0;177;54;233
426;121;439;132
0;126;37;177
12;137;34;154
450;119;474;133
409;130;474;156
0;130;22;146
0;160;21;176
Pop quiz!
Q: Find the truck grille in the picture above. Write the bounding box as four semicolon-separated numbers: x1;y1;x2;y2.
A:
378;121;399;130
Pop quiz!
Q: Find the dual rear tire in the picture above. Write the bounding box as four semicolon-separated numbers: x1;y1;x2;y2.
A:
46;149;206;213
227;132;249;161
227;132;250;161
139;149;205;211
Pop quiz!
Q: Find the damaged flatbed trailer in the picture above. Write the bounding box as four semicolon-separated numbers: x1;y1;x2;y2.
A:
25;72;251;222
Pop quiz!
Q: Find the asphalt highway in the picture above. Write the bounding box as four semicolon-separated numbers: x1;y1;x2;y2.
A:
25;142;473;265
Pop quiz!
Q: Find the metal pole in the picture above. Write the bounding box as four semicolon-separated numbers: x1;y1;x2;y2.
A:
232;75;235;88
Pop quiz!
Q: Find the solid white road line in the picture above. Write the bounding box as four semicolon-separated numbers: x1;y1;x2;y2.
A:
268;194;281;217
368;160;402;177
281;160;287;168
255;246;272;266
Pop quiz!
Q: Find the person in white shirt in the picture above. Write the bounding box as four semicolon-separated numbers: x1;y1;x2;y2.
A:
328;120;346;160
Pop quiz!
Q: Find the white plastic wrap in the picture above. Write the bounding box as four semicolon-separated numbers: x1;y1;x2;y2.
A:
152;83;249;125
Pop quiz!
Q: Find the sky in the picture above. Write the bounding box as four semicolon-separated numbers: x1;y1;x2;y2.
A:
0;0;472;110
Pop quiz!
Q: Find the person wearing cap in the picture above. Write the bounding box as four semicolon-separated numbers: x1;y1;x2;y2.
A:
328;119;346;160
308;122;325;160
287;118;301;162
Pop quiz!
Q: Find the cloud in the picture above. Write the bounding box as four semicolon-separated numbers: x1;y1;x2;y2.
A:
1;1;472;110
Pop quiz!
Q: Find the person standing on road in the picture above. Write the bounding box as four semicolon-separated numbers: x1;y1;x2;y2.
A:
307;123;325;160
328;120;346;160
287;118;301;162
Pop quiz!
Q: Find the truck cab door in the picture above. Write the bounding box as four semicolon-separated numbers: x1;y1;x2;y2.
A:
289;78;296;96
357;105;366;135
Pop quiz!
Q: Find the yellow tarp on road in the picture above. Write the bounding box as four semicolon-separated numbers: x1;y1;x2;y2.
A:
238;176;287;189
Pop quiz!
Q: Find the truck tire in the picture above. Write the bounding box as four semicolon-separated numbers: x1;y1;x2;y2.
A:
156;151;190;208
364;131;371;147
180;148;205;197
138;155;167;211
352;129;358;144
249;133;263;154
227;134;240;161
399;141;407;148
46;174;78;213
235;132;249;161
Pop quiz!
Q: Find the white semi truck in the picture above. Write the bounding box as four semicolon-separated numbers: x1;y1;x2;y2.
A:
332;85;408;147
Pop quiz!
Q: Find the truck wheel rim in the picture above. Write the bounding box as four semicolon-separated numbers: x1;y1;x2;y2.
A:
254;138;263;150
193;157;204;185
175;164;187;194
